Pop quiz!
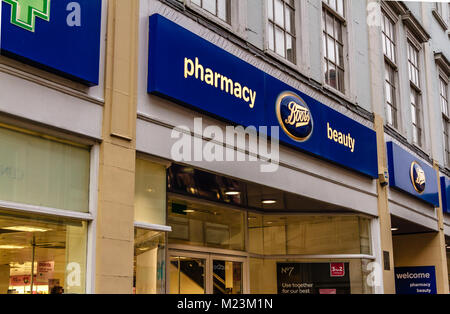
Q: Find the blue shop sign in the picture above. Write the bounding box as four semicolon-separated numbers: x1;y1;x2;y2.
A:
386;142;439;206
440;176;450;214
395;266;437;294
1;0;102;86
147;14;378;178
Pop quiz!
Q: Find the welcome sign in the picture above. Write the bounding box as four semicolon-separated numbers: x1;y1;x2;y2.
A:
147;14;378;178
1;0;102;86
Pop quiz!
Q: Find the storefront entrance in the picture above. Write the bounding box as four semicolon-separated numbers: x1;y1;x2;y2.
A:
168;249;247;294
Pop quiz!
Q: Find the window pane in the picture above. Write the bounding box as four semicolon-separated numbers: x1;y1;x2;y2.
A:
217;0;228;22
135;159;167;226
337;43;343;66
326;13;334;37
337;68;345;93
274;0;284;28
267;0;274;21
134;229;166;294
203;0;216;15
386;104;393;125
192;0;201;6
169;256;206;294
285;6;294;34
0;127;90;213
168;198;245;251
327;36;335;62
0;211;87;294
336;0;344;16
328;63;337;89
286;33;295;63
213;260;243;294
249;215;370;255
268;24;275;51
275;27;285;57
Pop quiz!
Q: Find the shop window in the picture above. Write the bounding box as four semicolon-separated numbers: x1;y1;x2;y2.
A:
133;228;166;294
0;126;90;213
135;159;167;226
168;198;245;251
248;215;371;256
0;210;87;294
322;0;345;93
266;0;296;63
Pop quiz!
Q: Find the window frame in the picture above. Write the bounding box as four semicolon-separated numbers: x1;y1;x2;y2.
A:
266;0;297;64
405;35;424;148
263;0;302;69
185;0;242;36
321;0;347;95
439;71;450;168
381;9;400;130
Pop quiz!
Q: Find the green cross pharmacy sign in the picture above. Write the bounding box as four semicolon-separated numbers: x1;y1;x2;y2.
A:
2;0;50;32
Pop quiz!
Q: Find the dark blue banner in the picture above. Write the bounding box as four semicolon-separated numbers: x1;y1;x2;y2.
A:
395;266;437;294
387;142;439;206
1;0;102;86
147;14;378;178
440;176;450;214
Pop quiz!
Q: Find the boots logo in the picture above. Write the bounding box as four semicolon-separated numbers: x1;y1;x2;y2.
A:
3;0;51;32
276;91;313;142
410;161;426;194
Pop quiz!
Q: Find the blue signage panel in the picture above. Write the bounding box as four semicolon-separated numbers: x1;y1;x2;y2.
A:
395;266;437;294
1;0;102;86
386;142;439;206
147;14;378;178
440;176;450;214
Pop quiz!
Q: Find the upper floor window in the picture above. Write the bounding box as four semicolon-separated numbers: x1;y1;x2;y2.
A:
267;0;296;63
440;75;450;166
382;13;396;64
407;40;423;146
407;42;420;88
382;12;398;128
191;0;231;24
322;0;345;93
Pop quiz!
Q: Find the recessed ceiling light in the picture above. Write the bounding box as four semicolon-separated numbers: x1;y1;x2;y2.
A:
184;209;195;213
225;191;240;196
262;199;277;204
0;245;25;250
3;226;49;233
391;228;399;231
266;221;273;225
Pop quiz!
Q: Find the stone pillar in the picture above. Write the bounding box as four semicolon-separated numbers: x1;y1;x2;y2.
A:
95;0;139;294
366;0;396;294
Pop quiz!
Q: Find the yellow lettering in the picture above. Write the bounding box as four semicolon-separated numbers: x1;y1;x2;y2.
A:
205;68;214;85
221;76;234;94
184;58;194;78
243;87;250;102
234;82;242;98
195;57;204;81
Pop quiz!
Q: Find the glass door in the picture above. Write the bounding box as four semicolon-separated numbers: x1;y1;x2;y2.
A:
212;259;243;294
168;250;247;294
168;253;208;294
